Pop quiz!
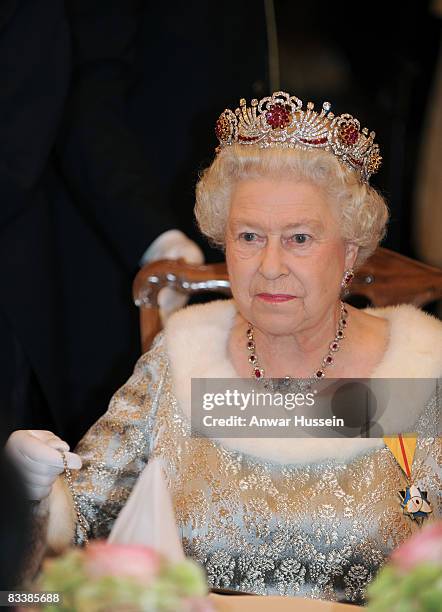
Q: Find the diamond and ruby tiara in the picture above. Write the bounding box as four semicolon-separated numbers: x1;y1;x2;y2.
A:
215;91;382;184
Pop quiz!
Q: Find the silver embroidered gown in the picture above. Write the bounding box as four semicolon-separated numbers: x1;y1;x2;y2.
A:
71;329;441;605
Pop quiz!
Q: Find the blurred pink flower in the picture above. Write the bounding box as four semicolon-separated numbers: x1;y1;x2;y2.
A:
183;598;215;612
84;542;162;583
391;521;442;571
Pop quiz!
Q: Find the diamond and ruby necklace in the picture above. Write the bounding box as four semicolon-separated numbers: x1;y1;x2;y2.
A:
246;301;348;382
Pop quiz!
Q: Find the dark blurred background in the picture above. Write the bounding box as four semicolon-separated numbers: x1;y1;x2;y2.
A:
133;0;440;263
0;0;440;446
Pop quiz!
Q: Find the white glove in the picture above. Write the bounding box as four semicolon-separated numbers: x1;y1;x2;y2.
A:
5;430;82;500
140;229;204;319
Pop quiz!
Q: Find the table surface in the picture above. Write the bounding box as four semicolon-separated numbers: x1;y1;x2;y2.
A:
209;593;358;611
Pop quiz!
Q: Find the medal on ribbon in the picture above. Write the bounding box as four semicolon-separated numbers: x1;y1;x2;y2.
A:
383;433;432;524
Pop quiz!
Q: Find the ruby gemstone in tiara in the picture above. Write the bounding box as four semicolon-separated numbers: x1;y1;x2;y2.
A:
266;103;292;130
338;121;359;146
215;116;231;140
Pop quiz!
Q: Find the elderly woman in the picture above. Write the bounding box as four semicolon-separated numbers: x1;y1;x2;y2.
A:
7;92;442;603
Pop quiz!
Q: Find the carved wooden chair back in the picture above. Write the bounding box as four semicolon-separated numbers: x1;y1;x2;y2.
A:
133;247;442;352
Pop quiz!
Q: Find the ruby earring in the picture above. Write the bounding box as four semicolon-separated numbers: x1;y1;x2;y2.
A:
341;268;355;289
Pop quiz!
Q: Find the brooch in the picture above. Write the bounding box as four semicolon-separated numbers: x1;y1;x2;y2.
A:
398;485;432;523
384;434;432;525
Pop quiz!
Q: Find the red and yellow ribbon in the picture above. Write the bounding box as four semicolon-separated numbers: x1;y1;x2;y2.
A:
383;434;417;480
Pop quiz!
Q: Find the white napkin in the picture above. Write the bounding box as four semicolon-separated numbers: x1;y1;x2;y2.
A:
108;457;185;563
